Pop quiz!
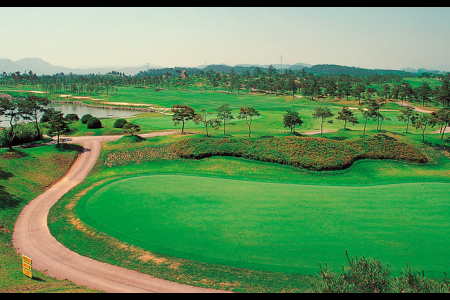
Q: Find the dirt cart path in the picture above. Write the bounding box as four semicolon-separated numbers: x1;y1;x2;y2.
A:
12;131;224;293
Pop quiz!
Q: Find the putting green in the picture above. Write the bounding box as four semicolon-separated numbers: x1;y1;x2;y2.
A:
77;174;450;276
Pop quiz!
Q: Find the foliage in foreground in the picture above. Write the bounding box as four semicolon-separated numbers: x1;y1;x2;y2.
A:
309;251;450;293
105;134;428;170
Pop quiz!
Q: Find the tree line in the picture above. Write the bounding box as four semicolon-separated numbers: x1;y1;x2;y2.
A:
2;66;450;109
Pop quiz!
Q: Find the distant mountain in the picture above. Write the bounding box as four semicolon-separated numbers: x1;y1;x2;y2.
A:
400;67;448;74
0;58;162;75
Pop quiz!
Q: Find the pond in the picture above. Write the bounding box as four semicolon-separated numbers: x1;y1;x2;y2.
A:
0;103;140;126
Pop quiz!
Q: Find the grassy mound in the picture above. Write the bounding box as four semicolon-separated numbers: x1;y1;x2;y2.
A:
105;134;428;171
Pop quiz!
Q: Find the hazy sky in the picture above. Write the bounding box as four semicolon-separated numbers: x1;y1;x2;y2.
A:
2;7;450;70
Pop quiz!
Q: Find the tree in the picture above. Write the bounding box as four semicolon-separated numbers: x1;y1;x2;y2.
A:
283;108;303;133
431;109;450;140
359;107;373;136
324;78;337;99
412;114;435;142
312;107;334;136
171;104;196;133
17;94;49;138
194;109;220;137
237;107;260;137
342;81;352;101
438;79;450;108
122;123;141;136
336;107;359;129
352;84;366;105
417;81;431;107
367;98;385;131
397;107;418;134
46;109;71;145
288;77;298;99
0;97;20;150
216;103;234;135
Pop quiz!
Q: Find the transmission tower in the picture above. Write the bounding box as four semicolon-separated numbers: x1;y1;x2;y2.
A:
280;54;283;74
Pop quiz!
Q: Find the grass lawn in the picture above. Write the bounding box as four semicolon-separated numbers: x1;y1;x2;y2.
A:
47;130;450;292
4;80;450;292
77;174;450;278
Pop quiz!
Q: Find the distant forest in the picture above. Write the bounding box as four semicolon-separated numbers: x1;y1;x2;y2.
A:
135;64;416;78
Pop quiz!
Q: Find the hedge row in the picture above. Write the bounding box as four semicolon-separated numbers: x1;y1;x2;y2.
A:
105;135;428;171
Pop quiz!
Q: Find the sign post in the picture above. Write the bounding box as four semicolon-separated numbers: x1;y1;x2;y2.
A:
22;254;32;279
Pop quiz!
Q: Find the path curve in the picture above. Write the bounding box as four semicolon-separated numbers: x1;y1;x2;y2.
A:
12;131;224;293
396;102;434;113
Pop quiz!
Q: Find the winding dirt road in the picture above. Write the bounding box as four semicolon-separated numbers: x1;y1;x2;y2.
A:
12;132;224;293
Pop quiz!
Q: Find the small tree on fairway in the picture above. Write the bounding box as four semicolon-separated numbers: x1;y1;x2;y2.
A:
237;107;260;137
431;109;450;140
283;108;303;133
360;107;373;136
397;107;418;134
122;123;141;136
336;107;359;129
171;104;196;133
312;107;334;136
412;114;435;142
216;103;234;135
194;109;220;136
47;109;71;145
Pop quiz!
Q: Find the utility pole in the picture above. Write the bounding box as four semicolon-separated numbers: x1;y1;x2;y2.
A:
280;54;282;74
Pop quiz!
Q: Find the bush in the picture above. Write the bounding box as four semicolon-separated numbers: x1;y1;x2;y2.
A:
86;117;102;129
81;114;93;124
113;118;128;128
309;250;450;293
64;113;79;122
0;123;41;147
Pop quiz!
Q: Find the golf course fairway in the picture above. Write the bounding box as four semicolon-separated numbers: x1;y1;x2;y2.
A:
76;174;450;277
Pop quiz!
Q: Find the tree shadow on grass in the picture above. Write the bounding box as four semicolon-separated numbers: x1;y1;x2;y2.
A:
0;166;21;210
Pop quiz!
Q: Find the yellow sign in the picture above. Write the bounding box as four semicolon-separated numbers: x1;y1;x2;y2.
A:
21;254;32;278
23;268;33;278
22;261;32;271
22;255;32;265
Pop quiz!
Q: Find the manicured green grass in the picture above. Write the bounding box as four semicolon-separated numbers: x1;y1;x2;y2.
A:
77;174;450;278
0;144;100;293
47;131;450;292
6;81;450;292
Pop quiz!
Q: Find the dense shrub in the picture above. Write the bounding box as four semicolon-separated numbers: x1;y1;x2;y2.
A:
64;113;79;122
172;135;428;171
113;118;128;128
0;123;41;147
81;114;93;124
104;135;428;170
86;117;102;129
